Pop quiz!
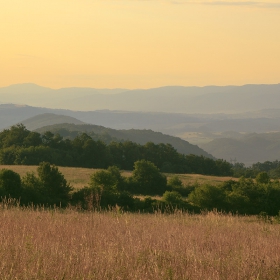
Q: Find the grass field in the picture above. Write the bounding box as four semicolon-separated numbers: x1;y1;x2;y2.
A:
0;205;279;279
0;165;237;190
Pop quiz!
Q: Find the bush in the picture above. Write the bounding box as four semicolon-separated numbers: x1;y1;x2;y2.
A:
167;175;195;196
167;175;183;189
162;191;184;206
71;187;102;210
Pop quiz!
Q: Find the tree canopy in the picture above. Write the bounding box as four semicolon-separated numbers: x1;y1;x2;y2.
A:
0;124;233;176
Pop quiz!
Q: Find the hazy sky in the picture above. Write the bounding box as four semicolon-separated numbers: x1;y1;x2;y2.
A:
1;0;280;89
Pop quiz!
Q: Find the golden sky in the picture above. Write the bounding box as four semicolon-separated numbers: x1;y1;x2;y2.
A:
1;0;280;89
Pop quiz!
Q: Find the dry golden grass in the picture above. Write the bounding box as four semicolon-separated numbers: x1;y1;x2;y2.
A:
169;173;237;186
0;204;280;279
0;165;236;190
0;165;99;189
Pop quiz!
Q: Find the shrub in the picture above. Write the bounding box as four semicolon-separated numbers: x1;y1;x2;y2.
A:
188;184;227;211
163;191;184;205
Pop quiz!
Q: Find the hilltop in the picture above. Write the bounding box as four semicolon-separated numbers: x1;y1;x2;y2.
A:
34;121;213;158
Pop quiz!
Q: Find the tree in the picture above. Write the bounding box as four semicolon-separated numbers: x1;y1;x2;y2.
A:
0;169;22;199
23;132;42;147
89;166;123;193
188;184;226;210
37;162;72;206
0;124;29;148
21;172;44;204
86;166;132;209
256;172;270;184
131;160;167;195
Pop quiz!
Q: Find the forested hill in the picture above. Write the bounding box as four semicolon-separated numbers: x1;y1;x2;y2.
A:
34;123;213;158
0;124;231;176
22;113;85;130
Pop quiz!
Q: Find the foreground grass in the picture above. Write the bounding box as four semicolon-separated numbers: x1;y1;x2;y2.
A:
0;206;280;279
0;165;236;189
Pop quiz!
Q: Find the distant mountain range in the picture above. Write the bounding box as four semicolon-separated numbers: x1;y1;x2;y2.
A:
2;104;280;137
1;83;280;113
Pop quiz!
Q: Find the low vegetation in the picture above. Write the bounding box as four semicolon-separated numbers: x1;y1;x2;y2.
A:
1;162;279;216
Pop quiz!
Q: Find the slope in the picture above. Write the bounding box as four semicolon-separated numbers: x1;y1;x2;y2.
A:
200;132;280;165
35;123;214;158
21;113;85;130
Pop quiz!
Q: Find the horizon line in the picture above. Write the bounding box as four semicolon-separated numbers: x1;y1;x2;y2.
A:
1;82;280;91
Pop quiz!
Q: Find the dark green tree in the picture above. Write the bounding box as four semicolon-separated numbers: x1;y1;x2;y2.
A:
0;124;30;148
21;172;44;205
131;160;167;195
89;166;124;193
37;162;72;206
23;132;42;147
256;172;270;184
0;169;22;199
188;184;226;210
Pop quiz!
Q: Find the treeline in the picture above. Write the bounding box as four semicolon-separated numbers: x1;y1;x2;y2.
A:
189;172;280;216
0;162;72;207
0;124;231;176
232;161;280;178
0;160;195;211
1;161;280;216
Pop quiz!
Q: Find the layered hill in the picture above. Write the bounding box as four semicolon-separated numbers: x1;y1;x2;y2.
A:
22;113;85;130
34;122;214;158
200;132;280;165
3;104;280;136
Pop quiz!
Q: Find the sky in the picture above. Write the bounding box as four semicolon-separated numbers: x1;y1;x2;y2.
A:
1;0;280;89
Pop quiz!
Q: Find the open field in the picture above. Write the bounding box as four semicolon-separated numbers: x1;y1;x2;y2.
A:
0;165;237;190
0;206;280;279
